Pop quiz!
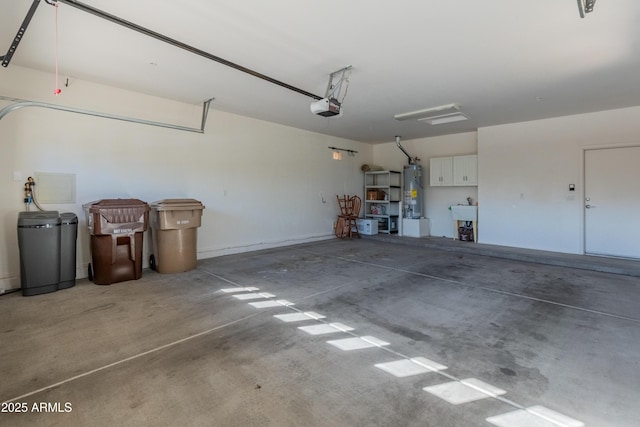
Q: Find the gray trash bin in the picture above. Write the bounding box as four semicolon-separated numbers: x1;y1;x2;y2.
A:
17;211;61;296
59;212;78;289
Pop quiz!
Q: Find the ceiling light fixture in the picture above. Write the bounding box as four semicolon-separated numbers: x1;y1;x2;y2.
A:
328;146;357;160
577;0;596;18
419;113;468;125
394;103;468;125
394;103;460;121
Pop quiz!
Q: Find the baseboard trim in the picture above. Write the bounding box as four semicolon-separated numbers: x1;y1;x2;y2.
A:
197;233;334;259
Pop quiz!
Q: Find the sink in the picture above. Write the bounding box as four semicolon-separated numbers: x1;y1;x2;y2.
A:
451;205;477;221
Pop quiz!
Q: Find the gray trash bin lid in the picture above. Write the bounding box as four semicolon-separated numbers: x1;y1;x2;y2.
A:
60;212;78;225
18;211;61;228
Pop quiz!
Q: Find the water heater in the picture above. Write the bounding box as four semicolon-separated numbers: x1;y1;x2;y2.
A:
403;164;423;218
395;136;424;219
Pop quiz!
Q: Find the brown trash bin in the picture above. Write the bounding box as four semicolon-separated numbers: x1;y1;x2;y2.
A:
149;199;205;274
83;199;149;285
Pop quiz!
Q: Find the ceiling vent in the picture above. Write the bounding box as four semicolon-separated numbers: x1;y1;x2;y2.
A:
394;103;468;125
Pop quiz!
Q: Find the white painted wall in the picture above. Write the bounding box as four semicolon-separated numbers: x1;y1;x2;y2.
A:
373;133;478;238
478;107;640;253
5;67;639;293
0;66;370;292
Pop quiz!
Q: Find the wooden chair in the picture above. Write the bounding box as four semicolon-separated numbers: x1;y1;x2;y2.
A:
335;194;361;239
335;195;350;238
347;195;361;238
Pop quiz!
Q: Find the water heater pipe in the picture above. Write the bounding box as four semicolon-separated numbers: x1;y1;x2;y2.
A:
27;177;46;211
395;135;419;165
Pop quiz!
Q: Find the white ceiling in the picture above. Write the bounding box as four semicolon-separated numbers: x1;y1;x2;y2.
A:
2;0;640;143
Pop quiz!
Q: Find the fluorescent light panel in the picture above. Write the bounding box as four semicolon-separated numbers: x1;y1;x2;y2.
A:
394;103;460;121
420;112;468;125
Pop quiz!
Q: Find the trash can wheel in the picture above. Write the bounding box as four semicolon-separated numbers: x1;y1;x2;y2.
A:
88;263;93;282
149;254;157;271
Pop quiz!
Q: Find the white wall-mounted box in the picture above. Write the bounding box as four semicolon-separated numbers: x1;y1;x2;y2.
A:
34;172;76;204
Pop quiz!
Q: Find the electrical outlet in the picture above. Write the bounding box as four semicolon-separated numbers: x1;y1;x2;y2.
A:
13;171;22;181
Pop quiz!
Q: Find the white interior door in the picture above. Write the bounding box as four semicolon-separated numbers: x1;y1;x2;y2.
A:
584;146;640;258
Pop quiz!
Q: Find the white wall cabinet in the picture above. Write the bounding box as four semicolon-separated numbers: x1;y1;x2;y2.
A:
430;154;477;186
453;155;478;186
429;157;453;186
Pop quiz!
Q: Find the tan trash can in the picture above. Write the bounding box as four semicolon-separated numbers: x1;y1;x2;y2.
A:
149;199;205;274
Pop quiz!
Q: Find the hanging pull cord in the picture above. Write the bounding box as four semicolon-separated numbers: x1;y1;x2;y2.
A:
53;1;62;95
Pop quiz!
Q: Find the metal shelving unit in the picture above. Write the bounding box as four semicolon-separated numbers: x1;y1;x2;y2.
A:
364;170;401;234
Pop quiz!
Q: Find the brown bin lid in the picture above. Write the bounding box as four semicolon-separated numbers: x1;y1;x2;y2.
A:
86;199;150;222
87;198;148;209
150;198;205;211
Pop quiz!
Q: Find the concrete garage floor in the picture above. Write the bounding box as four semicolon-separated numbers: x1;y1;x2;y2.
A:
1;237;639;426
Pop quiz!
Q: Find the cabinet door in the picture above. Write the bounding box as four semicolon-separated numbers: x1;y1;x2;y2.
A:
465;155;477;185
453;155;477;186
430;157;453;186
